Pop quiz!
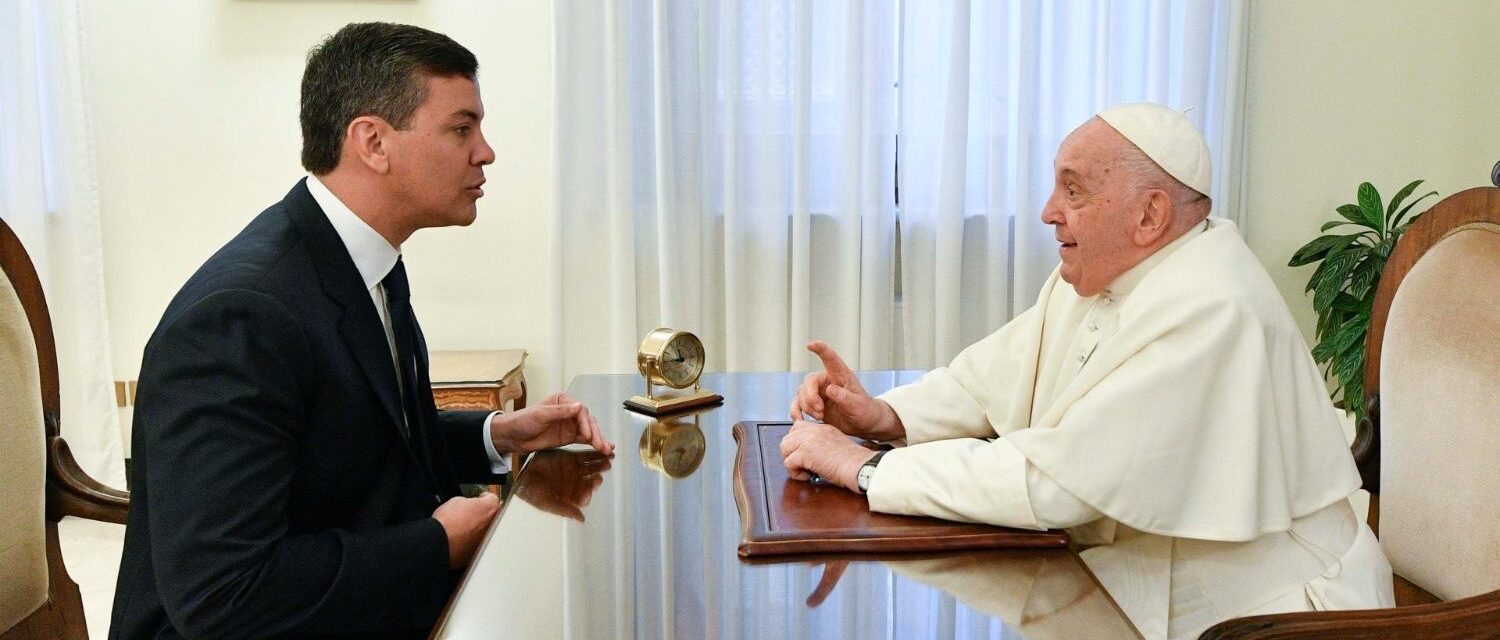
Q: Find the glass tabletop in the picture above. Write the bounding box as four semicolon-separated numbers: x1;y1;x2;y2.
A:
435;372;1141;639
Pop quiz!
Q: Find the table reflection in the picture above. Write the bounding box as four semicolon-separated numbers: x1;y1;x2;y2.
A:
882;552;1135;638
638;412;709;479
513;450;611;522
435;372;1140;639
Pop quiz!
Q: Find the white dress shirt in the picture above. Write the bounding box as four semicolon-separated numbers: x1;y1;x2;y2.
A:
306;175;508;474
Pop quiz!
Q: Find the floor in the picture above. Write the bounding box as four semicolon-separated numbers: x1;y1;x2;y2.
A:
57;516;126;639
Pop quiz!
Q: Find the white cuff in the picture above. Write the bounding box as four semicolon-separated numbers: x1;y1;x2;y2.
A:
481;411;510;474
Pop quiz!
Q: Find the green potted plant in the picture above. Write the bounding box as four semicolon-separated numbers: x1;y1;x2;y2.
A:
1288;180;1438;422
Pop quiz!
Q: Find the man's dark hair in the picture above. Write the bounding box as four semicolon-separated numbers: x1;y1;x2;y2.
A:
300;22;478;175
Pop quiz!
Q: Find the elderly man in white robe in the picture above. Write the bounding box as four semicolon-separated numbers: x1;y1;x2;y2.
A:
781;103;1394;640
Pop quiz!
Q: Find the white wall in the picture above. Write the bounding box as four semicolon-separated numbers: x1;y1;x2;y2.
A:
1241;0;1500;343
81;0;563;392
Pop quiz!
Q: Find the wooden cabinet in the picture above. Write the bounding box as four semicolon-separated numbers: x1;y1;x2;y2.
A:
430;349;528;411
429;349;528;493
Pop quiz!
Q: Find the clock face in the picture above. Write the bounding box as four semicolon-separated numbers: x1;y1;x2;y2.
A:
657;332;705;388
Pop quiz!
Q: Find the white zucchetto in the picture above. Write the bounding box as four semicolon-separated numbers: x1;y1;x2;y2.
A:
1097;102;1212;197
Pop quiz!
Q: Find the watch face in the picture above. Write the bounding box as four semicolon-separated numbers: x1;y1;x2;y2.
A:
658;333;704;388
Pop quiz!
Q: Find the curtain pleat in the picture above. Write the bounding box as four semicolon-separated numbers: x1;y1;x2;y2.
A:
897;0;1247;366
0;0;125;488
556;0;899;389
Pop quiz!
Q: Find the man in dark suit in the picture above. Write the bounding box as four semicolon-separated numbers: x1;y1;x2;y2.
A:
109;23;614;639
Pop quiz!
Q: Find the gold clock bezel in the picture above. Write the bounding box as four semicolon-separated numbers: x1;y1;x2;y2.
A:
636;327;705;389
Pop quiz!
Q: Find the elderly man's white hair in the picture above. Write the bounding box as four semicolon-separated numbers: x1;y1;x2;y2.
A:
1096;103;1213;225
1113;138;1212;223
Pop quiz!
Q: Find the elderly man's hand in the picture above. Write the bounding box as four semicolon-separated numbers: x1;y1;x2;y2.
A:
780;420;882;493
790;341;905;442
490;393;617;456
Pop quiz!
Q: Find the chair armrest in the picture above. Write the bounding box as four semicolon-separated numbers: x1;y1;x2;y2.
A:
1199;589;1500;639
47;434;129;524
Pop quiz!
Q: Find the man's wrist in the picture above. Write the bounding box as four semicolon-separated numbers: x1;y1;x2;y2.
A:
488;412;513;453
874;400;905;442
838;445;875;491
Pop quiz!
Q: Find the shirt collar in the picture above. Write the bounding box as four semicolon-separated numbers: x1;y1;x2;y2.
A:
1103;217;1214;300
306;175;400;292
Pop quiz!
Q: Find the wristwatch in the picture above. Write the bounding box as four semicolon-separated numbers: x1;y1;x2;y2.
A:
856;450;887;494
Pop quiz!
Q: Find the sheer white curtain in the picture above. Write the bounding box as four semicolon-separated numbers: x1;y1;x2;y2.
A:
554;0;1246;384
0;0;125;487
553;0;900;384
553;1;1246;636
897;0;1248;366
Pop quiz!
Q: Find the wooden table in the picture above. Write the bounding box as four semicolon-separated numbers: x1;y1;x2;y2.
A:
433;372;1142;639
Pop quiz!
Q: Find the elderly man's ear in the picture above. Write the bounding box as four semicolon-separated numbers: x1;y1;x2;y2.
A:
1132;189;1175;246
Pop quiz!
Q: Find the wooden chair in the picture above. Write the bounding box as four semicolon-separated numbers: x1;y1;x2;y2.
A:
0;217;129;639
1201;186;1500;639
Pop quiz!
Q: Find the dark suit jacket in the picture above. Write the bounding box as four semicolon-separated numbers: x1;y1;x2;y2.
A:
110;179;503;640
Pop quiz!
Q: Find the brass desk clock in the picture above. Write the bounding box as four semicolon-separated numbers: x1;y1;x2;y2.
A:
624;327;722;416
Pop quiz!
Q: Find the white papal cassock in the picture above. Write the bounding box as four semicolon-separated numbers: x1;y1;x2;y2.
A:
868;218;1394;640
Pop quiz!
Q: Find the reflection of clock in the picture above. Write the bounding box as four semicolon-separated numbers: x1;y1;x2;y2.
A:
639;415;707;479
624;327;722;416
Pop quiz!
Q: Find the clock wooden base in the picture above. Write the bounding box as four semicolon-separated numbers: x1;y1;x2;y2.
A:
624;389;723;416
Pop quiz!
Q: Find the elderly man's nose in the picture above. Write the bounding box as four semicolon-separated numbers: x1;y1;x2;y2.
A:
1041;201;1063;225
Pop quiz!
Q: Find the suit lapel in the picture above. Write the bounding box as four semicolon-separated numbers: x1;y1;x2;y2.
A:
280;179;407;440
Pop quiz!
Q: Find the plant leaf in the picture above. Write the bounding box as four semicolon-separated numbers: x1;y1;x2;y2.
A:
1335;204;1380;231
1313;250;1362;312
1357;182;1384;233
1325;314;1369;363
1317;307;1348;343
1311;337;1334;363
1290;233;1365;267
1306;248;1337;294
1327;332;1367;411
1375;237;1395;259
1385;180;1423;221
1322;220;1354;232
1306;266;1322;294
1390;190;1439;231
1343;380;1365;421
1336;204;1364;224
1348;255;1385;299
1304;238;1366;294
1335;340;1367;395
1332;291;1362;312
